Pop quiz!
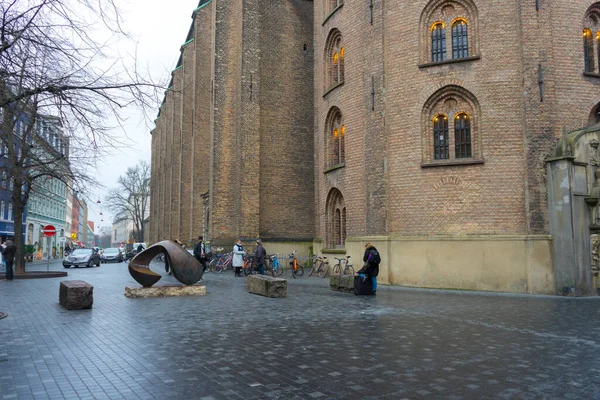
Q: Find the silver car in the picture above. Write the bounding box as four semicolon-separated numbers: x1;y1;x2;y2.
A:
101;248;124;263
63;248;101;268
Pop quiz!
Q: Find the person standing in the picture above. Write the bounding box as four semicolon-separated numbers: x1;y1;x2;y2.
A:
3;238;17;281
254;239;267;275
357;243;380;294
232;239;245;277
193;236;207;272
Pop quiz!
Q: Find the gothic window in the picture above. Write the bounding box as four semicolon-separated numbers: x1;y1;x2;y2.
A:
584;3;600;74
584;29;595;73
326;188;346;249
454;113;472;158
452;19;468;59
420;0;478;65
433;115;449;160
325;107;345;168
324;30;345;92
588;102;600;125
431;23;446;62
422;85;481;165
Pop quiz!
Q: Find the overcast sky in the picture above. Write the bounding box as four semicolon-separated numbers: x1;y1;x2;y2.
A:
87;0;199;233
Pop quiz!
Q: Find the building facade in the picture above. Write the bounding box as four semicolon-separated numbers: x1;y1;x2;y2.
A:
150;0;600;295
111;212;133;247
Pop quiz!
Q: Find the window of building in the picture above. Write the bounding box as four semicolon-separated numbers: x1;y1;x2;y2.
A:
324;29;345;93
584;28;595;73
326;188;346;249
325;107;345;168
324;0;343;20
452;19;468;59
584;4;600;74
433;114;449;160
420;0;479;65
454;113;472;158
421;85;481;165
8;204;12;220
1;201;5;220
431;23;446;62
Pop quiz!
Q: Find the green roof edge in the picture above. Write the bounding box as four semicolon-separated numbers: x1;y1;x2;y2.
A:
181;38;195;48
194;0;213;13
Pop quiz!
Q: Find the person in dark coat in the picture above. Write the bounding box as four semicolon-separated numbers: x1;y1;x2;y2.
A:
357;243;380;294
254;239;267;275
3;238;17;281
193;236;207;272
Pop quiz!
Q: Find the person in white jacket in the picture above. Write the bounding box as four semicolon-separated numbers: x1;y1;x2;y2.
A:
232;239;245;277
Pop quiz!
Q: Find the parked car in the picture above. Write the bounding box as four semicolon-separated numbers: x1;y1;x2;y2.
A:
63;248;101;268
100;247;123;263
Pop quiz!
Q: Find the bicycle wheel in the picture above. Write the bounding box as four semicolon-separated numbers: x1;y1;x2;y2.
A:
344;265;354;275
332;264;341;275
208;259;218;273
295;264;304;277
317;264;329;278
275;261;284;276
308;264;315;277
214;260;225;274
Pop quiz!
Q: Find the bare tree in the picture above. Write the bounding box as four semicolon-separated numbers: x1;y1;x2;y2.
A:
105;160;150;243
0;0;162;274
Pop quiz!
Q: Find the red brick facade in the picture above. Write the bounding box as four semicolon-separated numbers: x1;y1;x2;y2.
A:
150;0;600;293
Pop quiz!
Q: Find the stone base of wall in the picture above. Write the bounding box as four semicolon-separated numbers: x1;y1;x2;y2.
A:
124;285;206;298
315;235;555;295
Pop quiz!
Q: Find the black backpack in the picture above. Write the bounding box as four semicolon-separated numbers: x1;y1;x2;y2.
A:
369;249;381;265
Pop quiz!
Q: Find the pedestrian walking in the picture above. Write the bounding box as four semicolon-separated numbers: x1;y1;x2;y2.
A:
3;238;17;281
0;241;5;268
232;239;245;277
254;239;267;275
193;236;207;272
356;242;381;294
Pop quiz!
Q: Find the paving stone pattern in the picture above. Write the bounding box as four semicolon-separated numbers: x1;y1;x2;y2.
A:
1;261;600;399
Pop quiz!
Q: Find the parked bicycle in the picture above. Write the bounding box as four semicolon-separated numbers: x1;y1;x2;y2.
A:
287;250;304;279
268;254;284;277
332;256;354;275
208;252;232;274
243;255;258;276
307;255;329;278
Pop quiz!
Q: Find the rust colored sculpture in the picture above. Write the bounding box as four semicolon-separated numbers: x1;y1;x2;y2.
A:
128;240;203;287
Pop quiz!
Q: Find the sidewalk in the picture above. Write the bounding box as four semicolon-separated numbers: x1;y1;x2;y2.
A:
1;262;599;399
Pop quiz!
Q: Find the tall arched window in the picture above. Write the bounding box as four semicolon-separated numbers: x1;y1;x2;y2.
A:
454;113;472;158
452;20;468;59
1;201;5;220
584;28;595;73
433;114;449;160
8;204;12;220
325;30;345;92
326;107;345;167
326;188;346;249
431;23;446;62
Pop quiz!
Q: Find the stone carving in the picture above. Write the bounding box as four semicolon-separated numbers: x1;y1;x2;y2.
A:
592;235;600;275
590;139;600;167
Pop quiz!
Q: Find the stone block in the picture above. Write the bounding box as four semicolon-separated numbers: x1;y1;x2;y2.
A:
247;275;287;298
330;274;354;293
59;280;93;310
124;285;206;298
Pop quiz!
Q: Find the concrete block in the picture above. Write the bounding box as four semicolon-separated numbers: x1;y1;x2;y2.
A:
247;275;287;298
59;280;93;310
330;274;354;293
124;285;206;298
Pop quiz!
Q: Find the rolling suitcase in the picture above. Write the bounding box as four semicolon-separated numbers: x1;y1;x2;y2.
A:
354;274;374;295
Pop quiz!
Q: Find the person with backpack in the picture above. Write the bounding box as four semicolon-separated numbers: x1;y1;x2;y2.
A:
254;239;267;275
356;242;380;294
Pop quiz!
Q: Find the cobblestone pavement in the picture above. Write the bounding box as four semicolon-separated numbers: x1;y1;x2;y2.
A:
1;261;600;400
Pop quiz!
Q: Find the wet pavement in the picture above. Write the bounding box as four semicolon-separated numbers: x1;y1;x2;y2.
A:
1;261;599;399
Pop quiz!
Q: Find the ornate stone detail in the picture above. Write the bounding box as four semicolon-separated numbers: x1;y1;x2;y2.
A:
590;139;600;167
592;234;600;275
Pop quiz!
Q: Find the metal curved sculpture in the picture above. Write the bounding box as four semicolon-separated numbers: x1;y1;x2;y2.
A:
128;240;204;287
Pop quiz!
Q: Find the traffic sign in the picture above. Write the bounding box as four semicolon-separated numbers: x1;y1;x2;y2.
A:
71;233;77;240
59;237;66;242
43;225;56;237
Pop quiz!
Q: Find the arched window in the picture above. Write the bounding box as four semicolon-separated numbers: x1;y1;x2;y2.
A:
8;204;12;220
584;29;595;73
324;30;345;92
1;201;5;220
326;188;346;249
422;85;481;164
588;102;600;125
454;113;472;158
433;114;449;160
452;20;468;59
431;23;446;62
325;107;345;167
